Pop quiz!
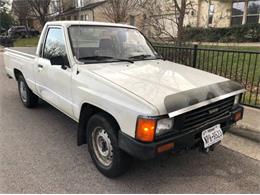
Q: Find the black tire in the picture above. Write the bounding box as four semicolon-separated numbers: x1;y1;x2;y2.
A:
87;113;132;178
17;74;38;108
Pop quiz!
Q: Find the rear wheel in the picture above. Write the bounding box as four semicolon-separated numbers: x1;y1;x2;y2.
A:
17;75;38;108
87;113;132;178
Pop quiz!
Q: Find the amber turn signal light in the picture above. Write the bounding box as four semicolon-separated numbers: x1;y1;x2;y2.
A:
157;143;175;153
234;111;242;122
136;118;156;142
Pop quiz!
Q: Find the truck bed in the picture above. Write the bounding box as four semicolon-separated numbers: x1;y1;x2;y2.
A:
9;47;37;55
4;47;37;82
5;47;37;58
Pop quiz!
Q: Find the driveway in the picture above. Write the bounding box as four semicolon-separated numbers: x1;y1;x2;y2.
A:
0;53;259;193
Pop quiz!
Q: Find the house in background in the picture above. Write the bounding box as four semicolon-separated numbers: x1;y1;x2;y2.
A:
143;0;260;40
48;0;144;29
11;0;260;39
49;0;107;22
196;0;260;28
11;0;34;28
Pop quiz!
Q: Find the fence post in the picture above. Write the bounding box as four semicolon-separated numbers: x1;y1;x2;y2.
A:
192;44;198;68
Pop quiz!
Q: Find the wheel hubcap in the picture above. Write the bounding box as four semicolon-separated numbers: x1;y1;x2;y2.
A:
19;81;27;103
92;127;113;167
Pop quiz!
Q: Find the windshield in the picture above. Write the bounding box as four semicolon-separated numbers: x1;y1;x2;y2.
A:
68;25;160;63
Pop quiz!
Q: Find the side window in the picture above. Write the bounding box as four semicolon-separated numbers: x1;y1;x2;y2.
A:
43;28;66;61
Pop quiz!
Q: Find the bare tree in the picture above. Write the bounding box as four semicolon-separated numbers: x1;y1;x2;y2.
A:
12;0;31;26
143;0;195;42
102;0;140;23
174;0;194;41
26;0;52;27
13;0;60;29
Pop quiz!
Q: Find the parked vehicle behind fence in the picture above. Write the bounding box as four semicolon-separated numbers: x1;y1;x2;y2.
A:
3;21;245;178
7;26;39;39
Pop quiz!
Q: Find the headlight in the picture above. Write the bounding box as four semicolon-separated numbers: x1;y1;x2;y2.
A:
156;118;174;136
234;94;240;105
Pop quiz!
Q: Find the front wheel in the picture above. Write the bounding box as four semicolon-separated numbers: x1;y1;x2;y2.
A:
17;75;38;108
87;113;132;178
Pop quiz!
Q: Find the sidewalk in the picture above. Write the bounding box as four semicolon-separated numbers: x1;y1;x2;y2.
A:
222;132;260;161
237;106;260;132
230;106;260;143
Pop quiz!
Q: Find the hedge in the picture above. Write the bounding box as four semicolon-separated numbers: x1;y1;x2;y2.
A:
183;24;260;43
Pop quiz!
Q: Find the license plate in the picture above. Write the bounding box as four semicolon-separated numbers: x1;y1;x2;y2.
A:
202;124;223;148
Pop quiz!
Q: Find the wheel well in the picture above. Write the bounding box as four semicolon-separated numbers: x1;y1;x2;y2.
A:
77;103;120;146
14;69;23;81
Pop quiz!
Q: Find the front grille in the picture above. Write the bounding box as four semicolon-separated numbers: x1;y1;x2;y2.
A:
174;96;235;132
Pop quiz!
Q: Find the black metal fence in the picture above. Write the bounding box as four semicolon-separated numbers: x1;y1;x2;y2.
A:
153;44;260;109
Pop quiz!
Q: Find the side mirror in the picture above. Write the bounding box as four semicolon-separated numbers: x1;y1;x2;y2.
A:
50;55;69;70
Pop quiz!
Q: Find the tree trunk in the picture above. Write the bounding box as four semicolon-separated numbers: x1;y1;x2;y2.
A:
39;15;47;28
176;0;186;42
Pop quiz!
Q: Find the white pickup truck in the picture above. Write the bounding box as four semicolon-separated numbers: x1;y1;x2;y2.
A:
4;21;245;177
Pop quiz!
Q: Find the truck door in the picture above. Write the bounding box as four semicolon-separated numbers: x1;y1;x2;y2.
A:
35;27;74;117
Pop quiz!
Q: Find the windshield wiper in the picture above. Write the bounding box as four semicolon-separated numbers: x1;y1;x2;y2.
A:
79;56;113;61
116;58;134;63
129;54;152;60
79;56;134;64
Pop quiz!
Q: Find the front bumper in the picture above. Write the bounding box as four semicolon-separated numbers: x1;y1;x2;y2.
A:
119;106;244;160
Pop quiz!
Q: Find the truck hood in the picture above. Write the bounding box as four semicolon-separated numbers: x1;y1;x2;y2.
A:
81;60;244;115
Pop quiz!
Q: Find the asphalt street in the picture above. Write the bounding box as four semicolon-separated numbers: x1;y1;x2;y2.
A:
0;53;260;193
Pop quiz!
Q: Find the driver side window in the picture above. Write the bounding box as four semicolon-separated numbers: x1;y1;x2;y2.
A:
43;28;66;61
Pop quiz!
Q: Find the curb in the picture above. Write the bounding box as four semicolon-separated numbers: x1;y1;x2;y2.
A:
229;106;260;143
236;123;260;134
229;126;260;143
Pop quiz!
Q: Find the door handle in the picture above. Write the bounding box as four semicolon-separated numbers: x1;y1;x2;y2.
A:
38;64;44;71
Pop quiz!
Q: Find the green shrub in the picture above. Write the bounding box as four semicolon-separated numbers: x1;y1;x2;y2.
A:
183;24;260;42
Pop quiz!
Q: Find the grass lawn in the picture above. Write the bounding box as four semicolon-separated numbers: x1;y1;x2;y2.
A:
14;37;39;47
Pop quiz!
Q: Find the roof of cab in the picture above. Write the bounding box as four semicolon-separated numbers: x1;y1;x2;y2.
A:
45;21;137;29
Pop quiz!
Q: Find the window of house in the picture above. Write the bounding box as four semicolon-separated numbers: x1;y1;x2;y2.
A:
74;15;78;20
49;0;60;14
81;15;84;20
247;0;260;24
231;0;260;26
130;15;136;26
231;1;245;26
208;4;215;25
